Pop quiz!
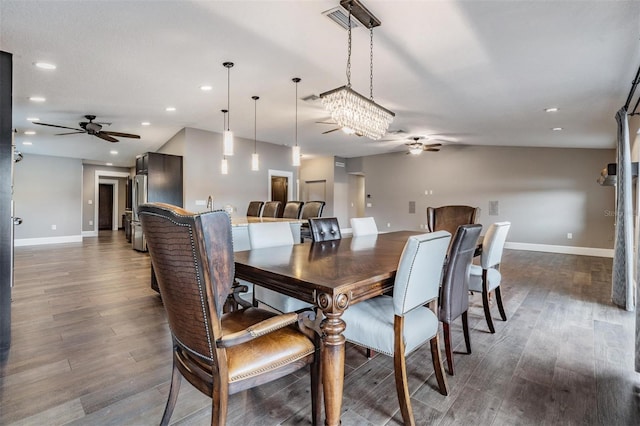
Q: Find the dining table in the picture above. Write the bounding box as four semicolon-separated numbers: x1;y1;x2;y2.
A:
234;230;423;426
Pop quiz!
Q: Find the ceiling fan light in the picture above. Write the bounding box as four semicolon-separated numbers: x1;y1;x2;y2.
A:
251;153;259;171
409;146;422;155
223;130;234;156
342;126;356;135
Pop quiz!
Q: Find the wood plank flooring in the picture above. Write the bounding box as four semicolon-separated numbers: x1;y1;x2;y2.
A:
1;231;638;425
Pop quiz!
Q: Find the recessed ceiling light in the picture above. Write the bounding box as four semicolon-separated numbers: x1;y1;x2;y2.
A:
141;121;150;126
34;62;56;70
165;107;176;112
27;117;39;122
22;141;32;146
200;85;213;91
24;130;36;135
106;163;113;166
110;150;118;155
552;127;563;131
29;96;46;102
544;107;559;112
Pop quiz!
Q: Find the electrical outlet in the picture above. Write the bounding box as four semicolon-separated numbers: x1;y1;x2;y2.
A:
88;200;92;205
387;223;391;228
51;224;56;230
89;220;93;226
366;203;372;208
195;199;206;206
567;233;573;239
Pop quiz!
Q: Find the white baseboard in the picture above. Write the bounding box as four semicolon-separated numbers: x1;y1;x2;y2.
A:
505;242;613;258
15;235;83;247
82;230;98;237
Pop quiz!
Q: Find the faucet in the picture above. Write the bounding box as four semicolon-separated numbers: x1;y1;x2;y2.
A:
206;195;213;211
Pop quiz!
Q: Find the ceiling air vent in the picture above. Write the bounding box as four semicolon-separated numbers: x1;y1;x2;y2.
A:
323;7;360;30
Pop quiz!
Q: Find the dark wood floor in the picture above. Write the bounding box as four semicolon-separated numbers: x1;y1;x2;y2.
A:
1;231;638;425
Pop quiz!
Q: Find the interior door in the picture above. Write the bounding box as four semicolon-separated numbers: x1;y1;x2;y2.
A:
271;176;288;217
99;184;113;230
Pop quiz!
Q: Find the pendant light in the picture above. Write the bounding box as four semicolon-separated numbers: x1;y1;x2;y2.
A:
292;77;301;167
222;62;234;156
221;109;229;175
251;95;260;171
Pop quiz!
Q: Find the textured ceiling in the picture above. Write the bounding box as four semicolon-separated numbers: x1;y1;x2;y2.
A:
2;0;639;167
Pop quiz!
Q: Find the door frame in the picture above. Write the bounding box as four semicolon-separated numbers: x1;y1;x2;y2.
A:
267;169;294;201
91;170;130;236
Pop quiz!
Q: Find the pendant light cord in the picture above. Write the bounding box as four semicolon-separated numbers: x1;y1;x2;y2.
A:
346;4;352;88
254;97;257;153
227;66;231;130
370;25;374;100
295;80;298;147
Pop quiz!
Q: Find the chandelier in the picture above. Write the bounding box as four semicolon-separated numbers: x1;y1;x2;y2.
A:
319;0;394;140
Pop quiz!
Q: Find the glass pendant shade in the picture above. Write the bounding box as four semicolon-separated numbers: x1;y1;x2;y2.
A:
221;157;229;175
223;130;234;156
292;145;301;167
251;153;259;171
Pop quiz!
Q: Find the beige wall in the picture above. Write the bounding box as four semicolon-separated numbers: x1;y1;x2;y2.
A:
347;145;615;249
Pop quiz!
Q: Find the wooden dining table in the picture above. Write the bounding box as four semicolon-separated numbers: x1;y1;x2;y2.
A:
234;230;422;426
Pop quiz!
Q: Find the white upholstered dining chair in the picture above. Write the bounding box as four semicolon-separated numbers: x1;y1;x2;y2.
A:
350;217;378;236
341;231;452;425
469;221;511;333
248;222;313;313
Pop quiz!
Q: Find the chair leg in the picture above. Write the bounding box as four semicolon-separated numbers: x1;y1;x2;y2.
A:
481;288;496;333
461;311;472;354
442;322;454;375
495;286;507;321
366;348;376;359
210;376;227;426
393;316;415;426
310;345;322;426
160;357;182;426
429;334;449;396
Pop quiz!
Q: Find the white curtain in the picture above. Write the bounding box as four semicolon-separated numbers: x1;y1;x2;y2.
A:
612;107;635;312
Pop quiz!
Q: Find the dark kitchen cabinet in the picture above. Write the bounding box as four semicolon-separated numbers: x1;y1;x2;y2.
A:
135;152;183;208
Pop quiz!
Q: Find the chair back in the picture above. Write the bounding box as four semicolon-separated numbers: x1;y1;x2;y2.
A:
246;201;264;217
350;217;378;236
427;205;479;235
300;201;326;220
282;201;304;219
309;217;341;242
248;222;295;249
262;201;282;218
393;231;451;316
439;224;483;324
138;203;234;364
481;221;511;269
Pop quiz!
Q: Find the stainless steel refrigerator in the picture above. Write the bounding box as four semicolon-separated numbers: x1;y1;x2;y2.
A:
131;174;147;252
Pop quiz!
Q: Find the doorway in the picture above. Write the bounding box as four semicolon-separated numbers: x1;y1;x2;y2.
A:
348;173;366;219
271;176;288;216
98;184;114;230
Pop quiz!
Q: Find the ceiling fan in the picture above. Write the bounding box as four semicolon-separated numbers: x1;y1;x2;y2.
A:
33;115;141;143
316;119;363;136
404;137;442;155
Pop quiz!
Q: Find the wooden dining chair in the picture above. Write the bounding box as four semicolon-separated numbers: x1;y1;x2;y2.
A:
248;222;313;313
469;221;511;333
138;203;321;425
341;231;452;425
261;201;281;218
439;224;482;375
427;205;479;236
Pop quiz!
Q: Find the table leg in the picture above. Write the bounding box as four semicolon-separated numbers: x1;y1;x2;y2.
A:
318;292;348;426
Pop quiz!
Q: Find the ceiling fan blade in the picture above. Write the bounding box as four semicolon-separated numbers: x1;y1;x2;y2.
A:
423;143;442;148
424;148;440;152
33;122;84;132
56;131;86;136
100;131;140;139
322;128;341;134
316;121;336;125
95;133;119;143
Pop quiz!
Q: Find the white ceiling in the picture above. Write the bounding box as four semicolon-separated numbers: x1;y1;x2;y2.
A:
2;0;639;167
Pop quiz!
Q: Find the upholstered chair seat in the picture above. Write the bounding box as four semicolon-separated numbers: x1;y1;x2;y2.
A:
468;221;511;333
